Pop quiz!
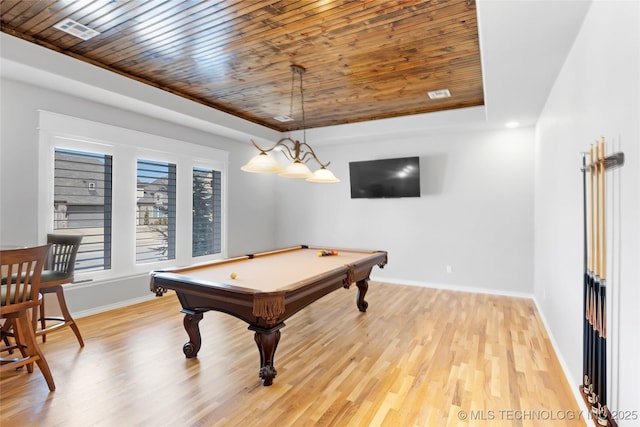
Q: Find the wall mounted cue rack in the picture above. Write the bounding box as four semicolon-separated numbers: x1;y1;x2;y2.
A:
581;152;625;172
580;137;624;427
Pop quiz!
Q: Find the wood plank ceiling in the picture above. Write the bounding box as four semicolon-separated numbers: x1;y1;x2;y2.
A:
1;0;483;132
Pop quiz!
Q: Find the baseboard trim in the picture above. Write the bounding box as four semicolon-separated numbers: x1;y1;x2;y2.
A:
371;275;534;300
73;293;158;319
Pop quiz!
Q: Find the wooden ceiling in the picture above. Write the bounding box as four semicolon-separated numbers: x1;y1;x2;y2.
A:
1;0;483;132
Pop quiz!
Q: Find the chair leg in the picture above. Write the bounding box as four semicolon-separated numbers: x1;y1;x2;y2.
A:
12;315;34;373
31;298;45;344
39;293;47;343
13;311;55;391
36;286;84;347
1;320;14;354
54;287;84;347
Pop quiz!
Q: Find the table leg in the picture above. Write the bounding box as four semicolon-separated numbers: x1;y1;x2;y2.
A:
249;324;284;386
356;279;369;312
181;310;203;358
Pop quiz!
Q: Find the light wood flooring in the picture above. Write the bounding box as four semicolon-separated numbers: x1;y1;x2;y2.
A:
1;282;584;426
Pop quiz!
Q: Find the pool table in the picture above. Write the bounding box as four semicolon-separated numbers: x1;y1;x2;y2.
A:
149;245;387;386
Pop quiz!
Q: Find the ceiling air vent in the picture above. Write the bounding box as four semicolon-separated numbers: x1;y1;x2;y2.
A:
53;19;100;40
427;89;451;99
273;115;294;122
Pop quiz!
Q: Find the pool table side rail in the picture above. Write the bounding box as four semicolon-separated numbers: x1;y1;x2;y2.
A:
150;272;257;320
246;245;309;259
153;254;252;277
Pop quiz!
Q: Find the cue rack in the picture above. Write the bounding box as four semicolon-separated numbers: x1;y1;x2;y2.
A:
580;137;624;427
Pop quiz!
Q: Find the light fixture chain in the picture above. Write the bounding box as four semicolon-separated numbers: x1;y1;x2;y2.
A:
289;68;295;120
299;69;307;144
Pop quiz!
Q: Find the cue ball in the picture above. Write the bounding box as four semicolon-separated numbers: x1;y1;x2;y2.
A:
230;272;237;279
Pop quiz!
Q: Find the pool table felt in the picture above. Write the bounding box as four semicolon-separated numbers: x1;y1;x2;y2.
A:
167;247;380;294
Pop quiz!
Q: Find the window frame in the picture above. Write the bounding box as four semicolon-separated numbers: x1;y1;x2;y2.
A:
38;110;228;283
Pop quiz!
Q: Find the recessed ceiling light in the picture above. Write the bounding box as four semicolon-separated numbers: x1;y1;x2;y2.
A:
427;89;451;99
505;121;520;129
273;115;294;122
53;19;100;40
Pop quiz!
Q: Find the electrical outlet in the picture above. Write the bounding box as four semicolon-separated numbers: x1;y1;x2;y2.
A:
446;265;452;273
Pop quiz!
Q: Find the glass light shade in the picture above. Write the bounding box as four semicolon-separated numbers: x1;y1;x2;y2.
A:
279;160;312;178
306;167;340;183
241;152;282;173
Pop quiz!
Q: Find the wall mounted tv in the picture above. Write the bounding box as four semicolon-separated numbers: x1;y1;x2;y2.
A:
349;156;421;199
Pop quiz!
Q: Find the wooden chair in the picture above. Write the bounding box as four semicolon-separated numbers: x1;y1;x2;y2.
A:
34;234;84;346
1;245;56;391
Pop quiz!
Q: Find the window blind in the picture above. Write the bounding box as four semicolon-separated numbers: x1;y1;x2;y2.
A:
54;148;112;272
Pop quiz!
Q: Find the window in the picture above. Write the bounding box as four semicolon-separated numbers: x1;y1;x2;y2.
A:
136;160;176;263
39;111;228;281
193;168;222;257
53;148;112;272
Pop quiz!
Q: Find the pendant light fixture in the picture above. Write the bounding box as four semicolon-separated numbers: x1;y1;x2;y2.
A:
241;65;339;183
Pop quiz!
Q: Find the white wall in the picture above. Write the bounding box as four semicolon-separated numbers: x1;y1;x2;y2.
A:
534;0;639;421
0;78;279;314
274;127;535;295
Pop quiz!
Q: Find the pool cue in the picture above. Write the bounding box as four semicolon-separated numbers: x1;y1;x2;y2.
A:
591;140;602;419
590;143;601;411
582;146;594;397
582;152;590;396
584;145;594;397
597;138;608;426
586;144;597;401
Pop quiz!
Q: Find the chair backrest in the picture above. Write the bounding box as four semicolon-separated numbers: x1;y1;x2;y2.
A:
46;234;82;275
1;245;50;313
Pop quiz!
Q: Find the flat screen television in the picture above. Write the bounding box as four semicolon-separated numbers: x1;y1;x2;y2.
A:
349;156;420;198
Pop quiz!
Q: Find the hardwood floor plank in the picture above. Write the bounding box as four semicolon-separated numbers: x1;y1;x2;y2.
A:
1;283;583;426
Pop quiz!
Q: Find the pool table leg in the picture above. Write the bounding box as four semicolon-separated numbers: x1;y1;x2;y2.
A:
356;279;369;312
250;324;284;386
181;309;203;358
